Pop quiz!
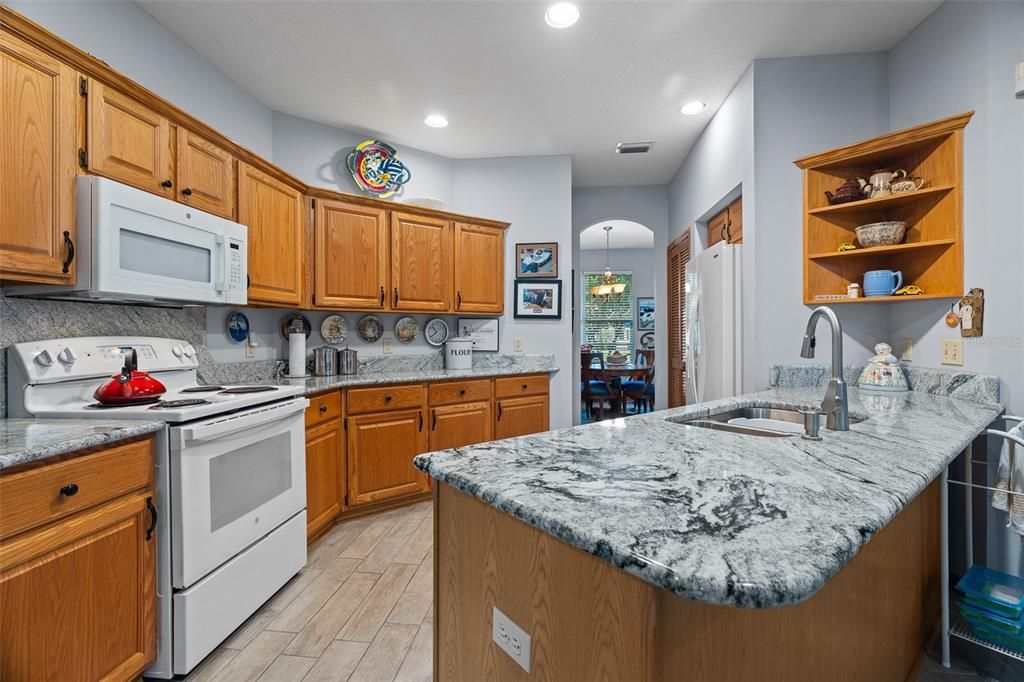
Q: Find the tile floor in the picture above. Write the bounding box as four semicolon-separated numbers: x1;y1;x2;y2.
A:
184;500;1000;682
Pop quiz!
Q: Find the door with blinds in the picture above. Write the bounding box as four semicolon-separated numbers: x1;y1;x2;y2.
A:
667;233;691;407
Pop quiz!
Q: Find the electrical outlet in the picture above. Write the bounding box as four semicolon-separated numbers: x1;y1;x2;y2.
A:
382;340;393;354
513;337;523;353
244;340;256;359
941;339;963;366
899;338;913;362
492;607;531;672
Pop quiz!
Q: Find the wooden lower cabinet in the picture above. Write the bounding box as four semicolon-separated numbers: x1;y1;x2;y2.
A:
495;395;550;440
0;438;157;682
346;408;430;507
304;417;343;541
430;401;493;451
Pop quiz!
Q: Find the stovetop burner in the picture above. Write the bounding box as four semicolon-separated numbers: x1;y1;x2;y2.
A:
181;386;226;393
85;397;162;409
218;386;278;394
149;399;211;409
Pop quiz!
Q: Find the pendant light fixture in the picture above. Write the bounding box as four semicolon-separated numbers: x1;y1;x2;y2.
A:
589;226;627;301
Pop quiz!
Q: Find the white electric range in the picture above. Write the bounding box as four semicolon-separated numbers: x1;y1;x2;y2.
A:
7;337;310;678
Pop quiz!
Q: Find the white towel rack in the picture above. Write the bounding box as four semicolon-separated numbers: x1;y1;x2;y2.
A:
941;415;1024;667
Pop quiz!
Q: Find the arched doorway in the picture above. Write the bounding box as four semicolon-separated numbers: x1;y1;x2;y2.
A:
577;220;656;423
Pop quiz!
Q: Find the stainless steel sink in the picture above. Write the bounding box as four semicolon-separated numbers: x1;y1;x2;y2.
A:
667;406;864;438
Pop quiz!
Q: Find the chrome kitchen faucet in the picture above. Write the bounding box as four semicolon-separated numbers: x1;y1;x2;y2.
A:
799;306;850;431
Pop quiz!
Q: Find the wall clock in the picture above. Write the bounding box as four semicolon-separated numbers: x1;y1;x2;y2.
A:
425;318;450;347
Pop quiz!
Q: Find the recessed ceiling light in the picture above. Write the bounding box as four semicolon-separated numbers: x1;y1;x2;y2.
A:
545;3;579;28
424;114;448;128
680;101;708;116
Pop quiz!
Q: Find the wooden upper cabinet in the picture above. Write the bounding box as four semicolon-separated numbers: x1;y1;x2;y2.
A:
176;128;236;219
0;32;79;284
454;222;504;314
237;161;303;307
346;408;430;507
390;211;451;312
726;197;742;244
706;209;727;247
314;198;389;309
86;79;173;197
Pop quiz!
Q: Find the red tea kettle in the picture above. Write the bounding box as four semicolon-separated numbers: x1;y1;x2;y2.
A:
93;348;167;405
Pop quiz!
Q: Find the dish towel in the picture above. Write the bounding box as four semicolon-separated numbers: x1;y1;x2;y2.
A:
992;421;1024;536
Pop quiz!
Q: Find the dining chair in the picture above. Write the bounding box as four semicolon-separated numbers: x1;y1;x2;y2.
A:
622;366;655;414
581;352;620;420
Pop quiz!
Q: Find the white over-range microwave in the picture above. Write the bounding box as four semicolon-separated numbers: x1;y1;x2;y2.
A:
9;176;247;306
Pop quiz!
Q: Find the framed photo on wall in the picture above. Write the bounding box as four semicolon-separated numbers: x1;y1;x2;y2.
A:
637;297;655;330
457;318;499;351
514;279;562;319
516;242;558;278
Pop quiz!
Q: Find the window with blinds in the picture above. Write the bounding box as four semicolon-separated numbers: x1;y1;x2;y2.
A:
582;272;633;356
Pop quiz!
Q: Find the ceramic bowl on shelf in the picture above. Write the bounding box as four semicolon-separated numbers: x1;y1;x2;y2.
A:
855;220;906;248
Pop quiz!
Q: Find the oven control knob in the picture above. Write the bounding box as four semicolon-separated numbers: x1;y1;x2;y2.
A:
171;345;184;358
57;347;78;365
183;344;196;358
33;349;54;367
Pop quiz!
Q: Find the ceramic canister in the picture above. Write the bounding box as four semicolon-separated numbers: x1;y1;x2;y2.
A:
445;339;474;370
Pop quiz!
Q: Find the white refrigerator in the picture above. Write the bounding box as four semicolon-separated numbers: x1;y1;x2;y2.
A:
684;241;743;404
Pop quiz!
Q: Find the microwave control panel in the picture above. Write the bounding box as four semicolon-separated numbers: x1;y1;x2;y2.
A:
225;238;247;304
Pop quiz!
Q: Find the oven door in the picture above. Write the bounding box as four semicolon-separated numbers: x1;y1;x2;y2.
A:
169;398;308;589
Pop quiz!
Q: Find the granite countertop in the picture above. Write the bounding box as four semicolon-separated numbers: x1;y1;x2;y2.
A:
268;363;559;396
0;419;165;472
415;385;1002;609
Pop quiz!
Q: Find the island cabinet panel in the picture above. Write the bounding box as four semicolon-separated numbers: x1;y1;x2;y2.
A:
430;401;492;451
238;161;304;307
390;211;451;312
175;127;236;219
86;79;173;197
494;394;549;440
453;222;504;314
0;31;78;284
346;408;430;507
304;415;343;542
435;479;941;682
313;198;389;309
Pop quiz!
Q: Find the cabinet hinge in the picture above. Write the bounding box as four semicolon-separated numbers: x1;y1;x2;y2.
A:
311;198;317;209
78;149;87;168
79;77;88;96
343;417;348;429
344;494;349;506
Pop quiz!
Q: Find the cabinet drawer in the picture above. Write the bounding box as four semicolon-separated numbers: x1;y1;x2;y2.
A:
0;436;154;540
306;390;342;427
494;374;549;399
347;384;426;415
429;379;492;406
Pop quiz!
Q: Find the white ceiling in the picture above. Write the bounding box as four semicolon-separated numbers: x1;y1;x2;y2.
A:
137;0;940;187
580;220;653;250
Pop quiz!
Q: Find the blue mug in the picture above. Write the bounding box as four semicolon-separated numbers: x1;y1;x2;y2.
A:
863;269;903;297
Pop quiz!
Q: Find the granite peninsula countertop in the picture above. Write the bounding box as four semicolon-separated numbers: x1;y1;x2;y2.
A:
415;385;1003;608
0;419;165;472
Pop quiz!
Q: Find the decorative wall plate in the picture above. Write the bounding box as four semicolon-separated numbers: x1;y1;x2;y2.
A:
320;315;348;345
280;313;311;339
357;315;384;343
227;311;250;343
395;316;420;344
346;140;411;198
424;318;450;347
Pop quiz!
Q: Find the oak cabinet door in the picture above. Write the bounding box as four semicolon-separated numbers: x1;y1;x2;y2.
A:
727;196;743;244
454;223;504;314
0;32;78;283
305;419;343;540
86;79;173;196
495;395;549;440
430;401;493;451
176;128;236;219
346;409;429;507
706;209;728;248
238;161;304;307
0;492;157;681
314;199;388;309
390;211;451;312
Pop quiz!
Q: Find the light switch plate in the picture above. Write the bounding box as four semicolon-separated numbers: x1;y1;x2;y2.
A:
492;607;531;672
941;339;963;366
899;338;913;362
513;338;523;353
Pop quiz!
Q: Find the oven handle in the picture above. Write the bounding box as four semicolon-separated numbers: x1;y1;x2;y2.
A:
178;398;309;445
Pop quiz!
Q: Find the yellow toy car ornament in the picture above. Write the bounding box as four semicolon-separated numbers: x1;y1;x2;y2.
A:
837;242;857;252
894;285;924;296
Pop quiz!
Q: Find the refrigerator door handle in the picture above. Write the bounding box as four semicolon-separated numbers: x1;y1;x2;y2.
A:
686;288;702;404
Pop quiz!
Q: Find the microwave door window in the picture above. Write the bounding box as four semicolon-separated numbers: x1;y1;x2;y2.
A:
119;229;212;283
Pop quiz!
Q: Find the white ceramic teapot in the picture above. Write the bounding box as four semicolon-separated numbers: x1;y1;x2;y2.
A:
889;169;925;194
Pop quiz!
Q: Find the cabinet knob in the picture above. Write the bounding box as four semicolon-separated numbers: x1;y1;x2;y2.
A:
181;188;193;196
60;484;79;497
319;405;328;413
161;179;173;189
522;383;528;390
384;394;392;402
459;388;466;395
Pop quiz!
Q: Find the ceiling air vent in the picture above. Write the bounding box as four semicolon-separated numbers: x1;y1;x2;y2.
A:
615;141;654;154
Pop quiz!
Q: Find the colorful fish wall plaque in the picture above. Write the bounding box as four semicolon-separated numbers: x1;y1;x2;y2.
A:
346;140;412;198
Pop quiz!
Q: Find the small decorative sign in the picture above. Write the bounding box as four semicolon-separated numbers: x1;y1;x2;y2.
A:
513;279;562;320
346;140;411;198
457;317;499;351
637;297;655;330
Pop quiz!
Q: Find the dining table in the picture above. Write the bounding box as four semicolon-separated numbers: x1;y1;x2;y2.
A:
588;361;652;380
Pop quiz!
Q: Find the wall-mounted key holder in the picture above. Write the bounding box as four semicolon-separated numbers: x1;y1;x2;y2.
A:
957;288;984;337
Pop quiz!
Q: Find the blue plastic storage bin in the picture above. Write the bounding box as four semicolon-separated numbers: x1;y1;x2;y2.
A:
955;565;1024;620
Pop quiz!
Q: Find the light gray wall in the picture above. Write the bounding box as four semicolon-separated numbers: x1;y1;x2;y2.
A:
10;0;274;158
751;53;892;390
271;111;456;205
452;156;574;429
887;0;1024;416
572;185;668;419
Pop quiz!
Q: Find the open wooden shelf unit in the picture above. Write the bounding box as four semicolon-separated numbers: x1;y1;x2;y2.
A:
794;112;972;305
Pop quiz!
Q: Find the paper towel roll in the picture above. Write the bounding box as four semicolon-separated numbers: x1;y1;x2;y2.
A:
287;324;308;378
